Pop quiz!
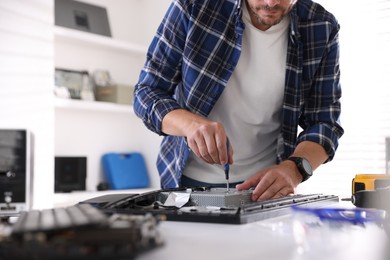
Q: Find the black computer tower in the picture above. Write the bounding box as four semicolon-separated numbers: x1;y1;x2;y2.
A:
0;129;32;216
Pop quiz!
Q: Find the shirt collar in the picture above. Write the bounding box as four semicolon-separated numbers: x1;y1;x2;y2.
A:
236;0;243;17
288;4;300;45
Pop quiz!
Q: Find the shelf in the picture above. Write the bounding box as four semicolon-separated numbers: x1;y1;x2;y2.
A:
54;26;147;55
55;97;135;114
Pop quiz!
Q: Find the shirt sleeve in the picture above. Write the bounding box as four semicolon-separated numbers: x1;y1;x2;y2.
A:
297;22;344;162
133;0;188;135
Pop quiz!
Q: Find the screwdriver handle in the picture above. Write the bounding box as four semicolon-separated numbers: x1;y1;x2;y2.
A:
224;138;230;192
224;138;230;177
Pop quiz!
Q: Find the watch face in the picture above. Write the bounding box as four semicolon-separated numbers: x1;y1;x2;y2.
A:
287;157;313;182
302;159;313;176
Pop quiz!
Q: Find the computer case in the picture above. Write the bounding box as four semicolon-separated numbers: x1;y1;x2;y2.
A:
0;129;33;216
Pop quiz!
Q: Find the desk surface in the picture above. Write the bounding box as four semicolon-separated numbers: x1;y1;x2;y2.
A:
138;206;388;260
53;192;388;260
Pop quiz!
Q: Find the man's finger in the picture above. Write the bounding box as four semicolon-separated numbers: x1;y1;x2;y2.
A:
251;177;275;201
236;174;262;191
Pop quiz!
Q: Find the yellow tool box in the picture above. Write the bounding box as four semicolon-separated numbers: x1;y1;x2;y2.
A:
352;174;390;193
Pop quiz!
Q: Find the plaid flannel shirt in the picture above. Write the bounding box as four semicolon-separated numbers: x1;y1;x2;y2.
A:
134;0;344;188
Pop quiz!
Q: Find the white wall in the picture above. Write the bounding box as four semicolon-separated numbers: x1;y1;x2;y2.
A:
297;0;390;198
0;0;54;209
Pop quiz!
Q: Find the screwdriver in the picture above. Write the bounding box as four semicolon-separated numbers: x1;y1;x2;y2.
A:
224;138;230;192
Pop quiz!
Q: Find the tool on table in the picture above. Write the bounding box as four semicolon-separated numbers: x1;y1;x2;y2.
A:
224;138;230;192
352;174;390;194
351;188;390;209
342;174;390;210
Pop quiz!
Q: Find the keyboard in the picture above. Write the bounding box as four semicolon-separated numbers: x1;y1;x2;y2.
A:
1;204;163;260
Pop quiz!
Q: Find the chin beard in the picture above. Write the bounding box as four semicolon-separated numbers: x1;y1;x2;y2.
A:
256;15;283;27
247;1;295;28
250;9;284;27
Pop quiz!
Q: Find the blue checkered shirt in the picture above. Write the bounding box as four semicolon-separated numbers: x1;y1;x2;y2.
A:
134;0;344;188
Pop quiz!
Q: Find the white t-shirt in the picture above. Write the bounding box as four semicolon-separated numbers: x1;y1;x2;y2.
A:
183;3;289;183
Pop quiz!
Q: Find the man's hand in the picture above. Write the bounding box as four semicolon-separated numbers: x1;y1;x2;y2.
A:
236;141;328;201
236;160;302;201
162;109;233;165
185;121;233;165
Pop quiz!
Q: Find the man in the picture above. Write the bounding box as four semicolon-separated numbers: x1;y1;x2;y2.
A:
133;0;344;201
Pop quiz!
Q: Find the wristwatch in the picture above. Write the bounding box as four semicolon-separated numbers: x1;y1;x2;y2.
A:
286;157;313;182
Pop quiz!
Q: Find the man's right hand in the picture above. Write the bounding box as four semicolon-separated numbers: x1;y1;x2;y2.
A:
161;109;233;166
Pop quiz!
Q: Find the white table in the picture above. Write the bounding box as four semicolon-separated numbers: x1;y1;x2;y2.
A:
53;191;388;260
139;205;388;260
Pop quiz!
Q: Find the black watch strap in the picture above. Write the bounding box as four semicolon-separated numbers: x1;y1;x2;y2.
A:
286;157;313;182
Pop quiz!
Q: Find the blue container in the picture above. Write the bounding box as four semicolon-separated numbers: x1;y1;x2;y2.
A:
102;153;150;189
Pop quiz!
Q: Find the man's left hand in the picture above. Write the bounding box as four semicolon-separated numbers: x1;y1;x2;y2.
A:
235;160;302;201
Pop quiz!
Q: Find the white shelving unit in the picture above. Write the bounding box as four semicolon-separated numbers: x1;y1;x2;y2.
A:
54;24;143;113
54;26;147;55
54;23;162;196
54;97;135;114
52;0;174;205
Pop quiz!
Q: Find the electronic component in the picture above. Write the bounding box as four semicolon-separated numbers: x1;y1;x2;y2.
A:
0;204;163;260
55;0;111;37
55;156;87;193
0;129;32;217
160;188;252;208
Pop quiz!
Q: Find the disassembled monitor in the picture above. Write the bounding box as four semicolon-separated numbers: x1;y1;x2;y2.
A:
80;187;339;224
